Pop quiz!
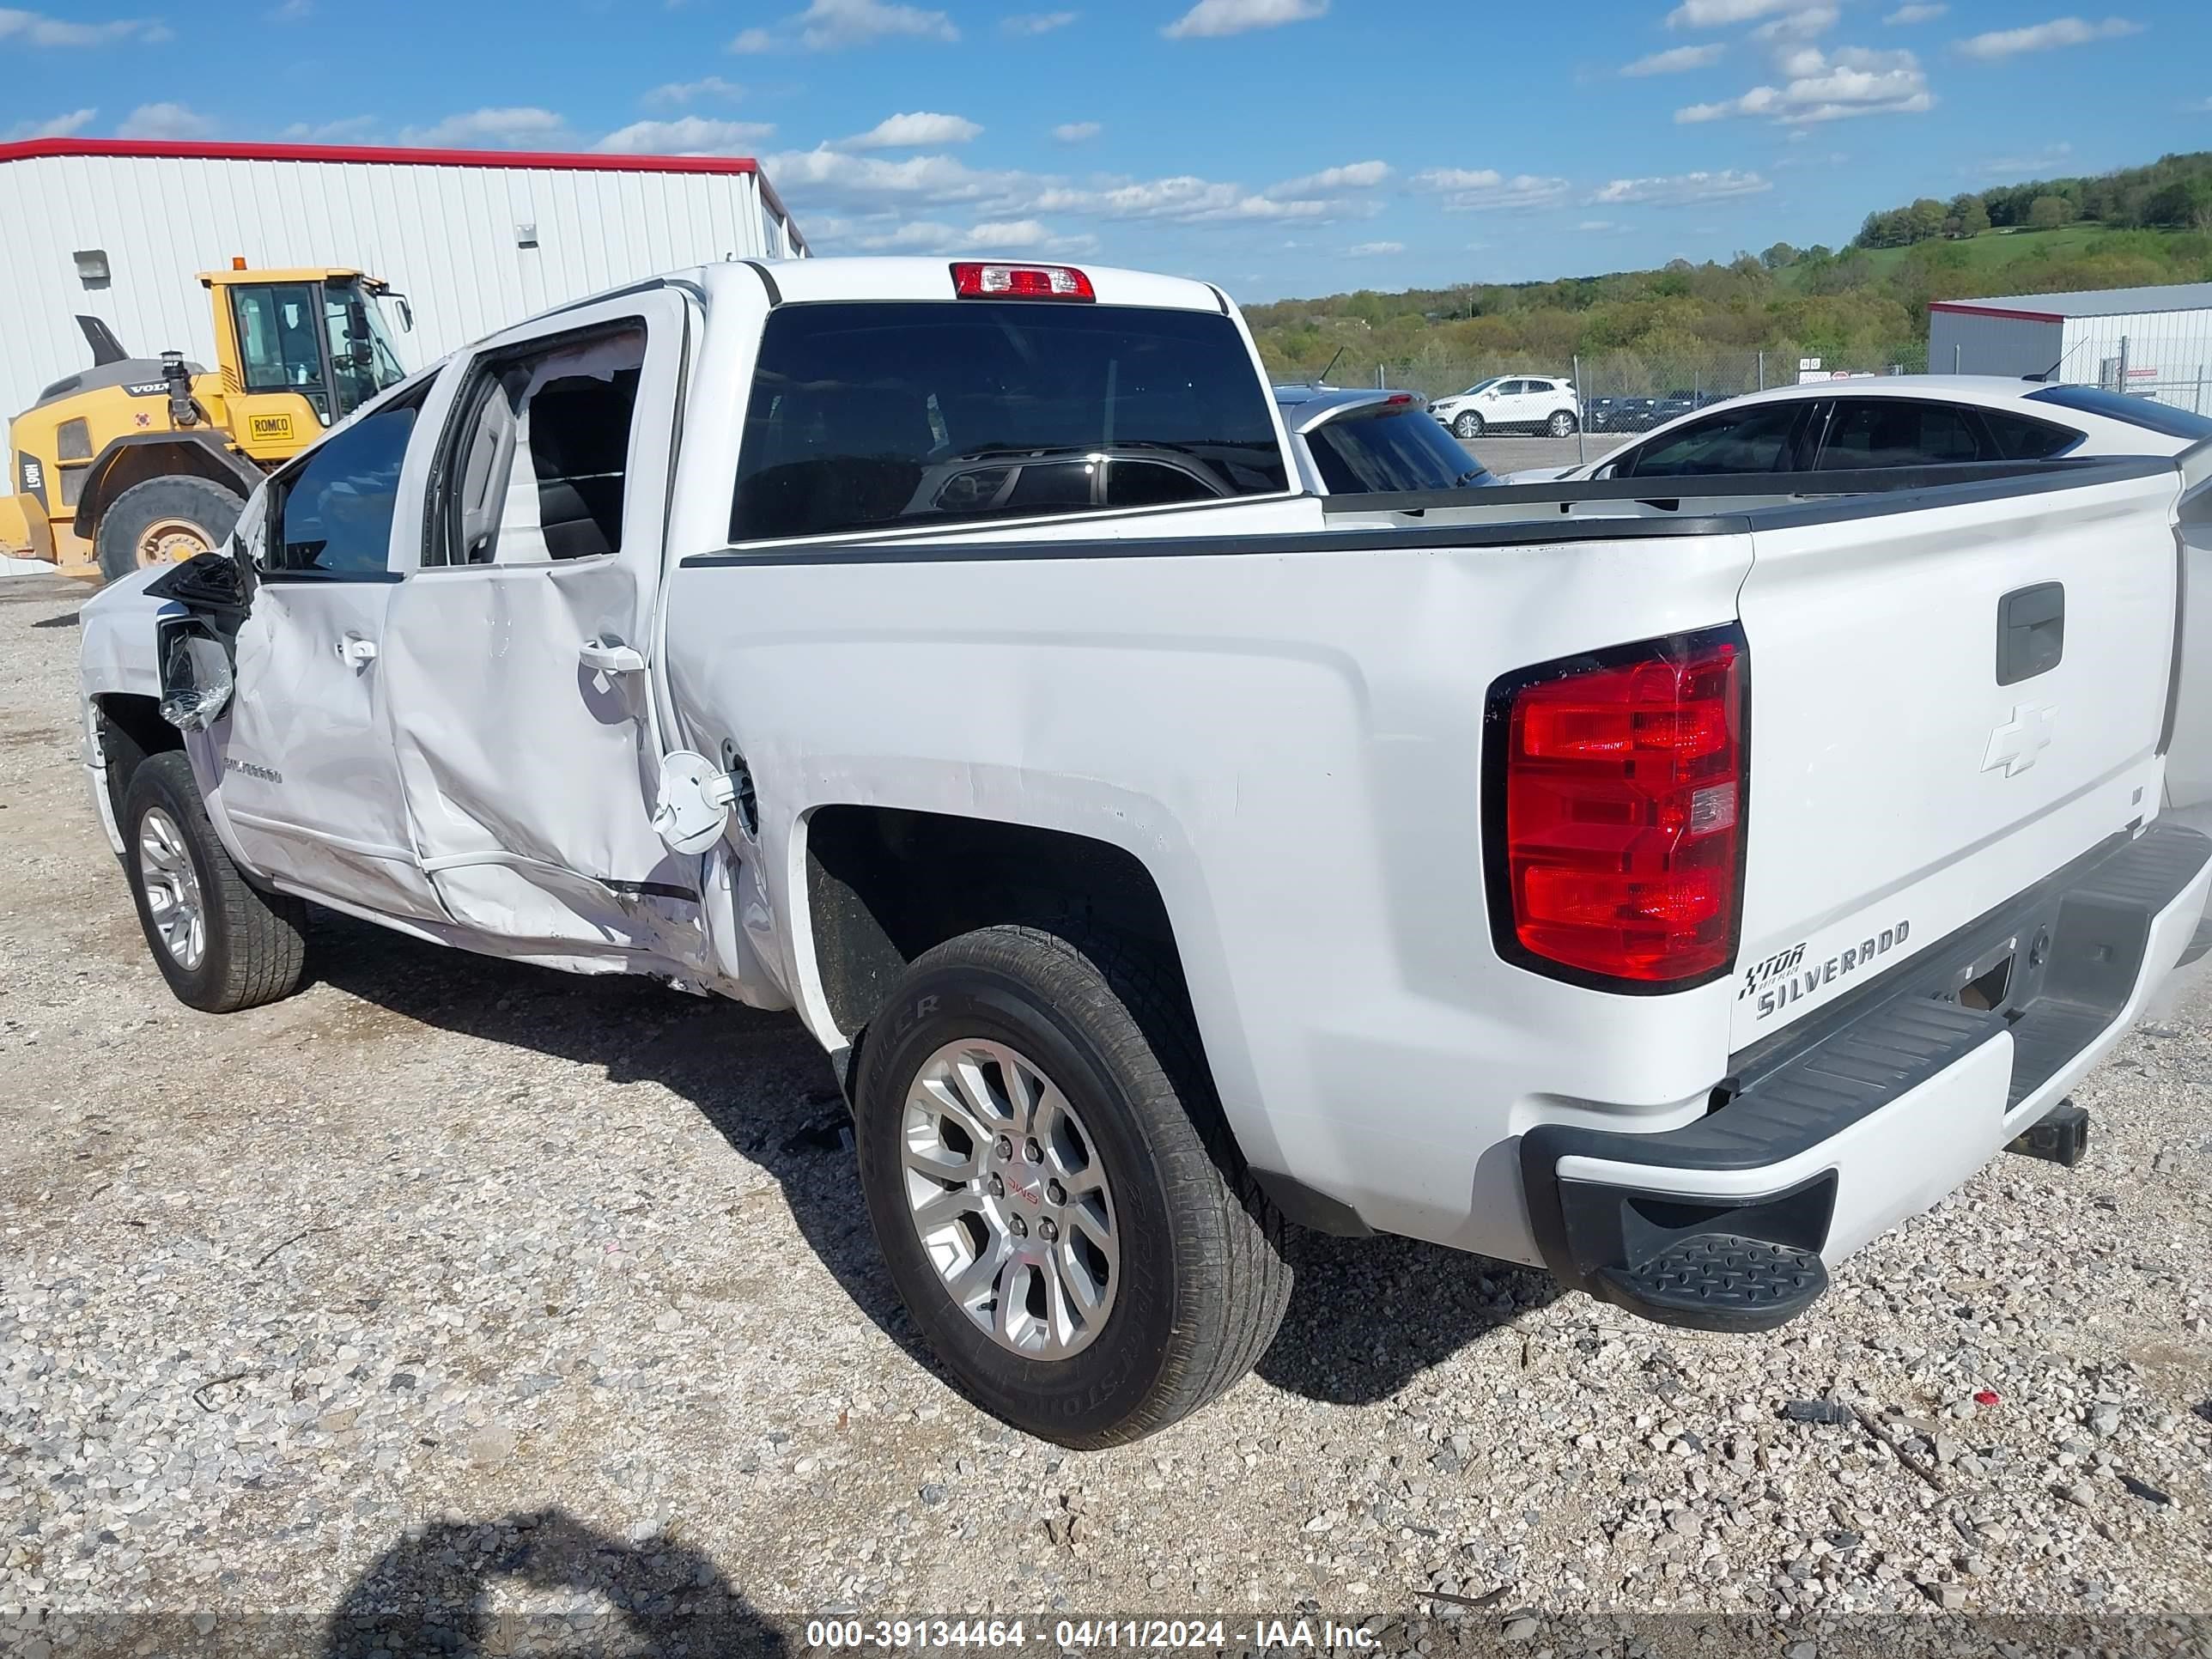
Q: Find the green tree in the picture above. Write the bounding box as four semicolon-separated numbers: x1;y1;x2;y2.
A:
2027;194;2077;229
1947;193;1991;237
1760;241;1802;269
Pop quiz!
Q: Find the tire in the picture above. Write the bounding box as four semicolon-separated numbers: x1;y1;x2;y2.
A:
1548;410;1579;438
120;751;307;1013
94;475;246;586
854;924;1291;1448
1452;410;1485;440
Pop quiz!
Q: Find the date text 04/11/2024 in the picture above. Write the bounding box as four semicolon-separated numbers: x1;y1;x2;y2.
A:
801;1619;1381;1650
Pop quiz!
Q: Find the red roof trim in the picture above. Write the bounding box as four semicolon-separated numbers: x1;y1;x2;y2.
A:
1927;299;2063;325
0;136;759;175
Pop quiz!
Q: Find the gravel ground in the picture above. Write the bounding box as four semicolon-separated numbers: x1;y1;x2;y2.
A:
2;570;2210;1655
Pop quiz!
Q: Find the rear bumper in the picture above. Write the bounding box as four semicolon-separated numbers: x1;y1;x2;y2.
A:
1519;821;2212;1333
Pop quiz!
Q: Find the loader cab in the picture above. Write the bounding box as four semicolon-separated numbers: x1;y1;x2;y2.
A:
204;267;412;461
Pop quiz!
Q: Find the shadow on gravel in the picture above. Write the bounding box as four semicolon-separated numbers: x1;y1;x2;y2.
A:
323;1507;787;1656
309;910;1565;1414
307;911;941;1372
1258;1232;1563;1406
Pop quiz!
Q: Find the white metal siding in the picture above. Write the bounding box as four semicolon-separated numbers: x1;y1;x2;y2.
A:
1928;308;2063;380
0;152;796;418
2059;310;2212;414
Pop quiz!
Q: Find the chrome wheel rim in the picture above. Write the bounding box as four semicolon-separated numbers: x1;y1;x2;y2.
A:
901;1039;1119;1360
137;806;206;971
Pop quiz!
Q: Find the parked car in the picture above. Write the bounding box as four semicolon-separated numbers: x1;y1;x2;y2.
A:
1275;386;1493;494
1430;374;1580;440
1645;387;1731;427
79;259;2212;1449
1513;375;2212;483
1585;394;1658;433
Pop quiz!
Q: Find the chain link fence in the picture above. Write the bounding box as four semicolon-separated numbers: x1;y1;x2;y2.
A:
1273;345;1934;459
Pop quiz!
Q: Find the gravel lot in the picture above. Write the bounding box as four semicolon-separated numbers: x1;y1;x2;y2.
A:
3;569;2210;1654
1462;432;1630;477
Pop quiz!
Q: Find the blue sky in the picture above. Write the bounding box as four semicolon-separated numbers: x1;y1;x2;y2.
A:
12;0;2210;299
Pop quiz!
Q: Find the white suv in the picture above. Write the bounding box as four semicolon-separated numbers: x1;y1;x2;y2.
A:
1431;375;1581;440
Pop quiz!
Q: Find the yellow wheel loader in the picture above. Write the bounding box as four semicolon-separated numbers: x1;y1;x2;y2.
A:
0;265;413;582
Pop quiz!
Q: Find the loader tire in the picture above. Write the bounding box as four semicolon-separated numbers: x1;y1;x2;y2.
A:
95;476;245;586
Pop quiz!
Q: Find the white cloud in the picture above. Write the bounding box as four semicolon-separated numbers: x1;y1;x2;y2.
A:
281;114;380;143
1751;6;1837;41
1051;120;1102;143
645;76;744;106
1675;44;1933;123
1410;167;1574;210
1955;15;2142;59
1666;0;1795;27
399;107;568;148
733;0;957;52
820;215;1094;255
1589;168;1772;205
0;7;169;45
840;111;982;149
769;144;1379;235
597;117;776;155
3;106;95;140
1577;219;1630;231
1163;0;1327;41
1266;160;1391;196
1000;9;1076;33
1347;240;1404;257
266;0;311;18
117;102;216;141
1622;44;1725;75
1884;3;1946;21
1974;143;2074;177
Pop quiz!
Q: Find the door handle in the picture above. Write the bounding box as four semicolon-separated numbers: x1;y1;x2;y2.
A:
580;637;646;675
337;634;379;668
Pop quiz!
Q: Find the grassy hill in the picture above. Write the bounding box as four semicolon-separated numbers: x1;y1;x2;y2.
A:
1246;152;2212;385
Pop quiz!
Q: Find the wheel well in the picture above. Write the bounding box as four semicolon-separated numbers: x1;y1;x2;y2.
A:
804;806;1182;1039
93;693;182;825
78;436;257;543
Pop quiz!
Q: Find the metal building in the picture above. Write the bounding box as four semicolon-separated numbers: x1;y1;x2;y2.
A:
1929;282;2212;413
0;137;806;419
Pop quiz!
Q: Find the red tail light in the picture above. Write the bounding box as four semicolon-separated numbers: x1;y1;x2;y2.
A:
1486;627;1746;988
950;262;1096;301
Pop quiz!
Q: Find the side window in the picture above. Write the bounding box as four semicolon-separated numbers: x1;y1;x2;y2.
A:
1815;399;1979;471
435;325;644;567
233;283;328;415
1105;459;1220;507
1622;404;1804;477
265;382;432;577
1495;380;1526;396
1978;410;2080;461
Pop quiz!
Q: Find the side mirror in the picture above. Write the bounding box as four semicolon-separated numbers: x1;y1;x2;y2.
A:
391;295;414;332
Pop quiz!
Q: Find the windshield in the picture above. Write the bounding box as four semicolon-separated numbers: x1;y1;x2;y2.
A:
1306;406;1492;494
2024;384;2212;441
1453;378;1505;398
731;301;1287;542
325;279;410;418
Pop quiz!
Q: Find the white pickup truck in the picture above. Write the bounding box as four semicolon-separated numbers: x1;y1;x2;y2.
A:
77;257;2212;1449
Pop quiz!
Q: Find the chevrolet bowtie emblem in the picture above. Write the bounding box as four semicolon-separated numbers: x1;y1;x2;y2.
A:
1982;702;2057;778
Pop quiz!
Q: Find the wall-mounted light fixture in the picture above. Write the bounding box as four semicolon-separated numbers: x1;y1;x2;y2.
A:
72;249;111;289
515;222;538;249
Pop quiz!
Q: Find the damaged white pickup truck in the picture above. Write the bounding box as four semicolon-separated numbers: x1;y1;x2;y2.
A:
77;257;2212;1447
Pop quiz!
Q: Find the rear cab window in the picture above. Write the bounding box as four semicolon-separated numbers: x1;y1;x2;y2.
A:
730;301;1288;543
1306;407;1491;494
1618;402;1811;477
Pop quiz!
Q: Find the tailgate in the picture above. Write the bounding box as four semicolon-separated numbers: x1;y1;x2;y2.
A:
1730;464;2181;1048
